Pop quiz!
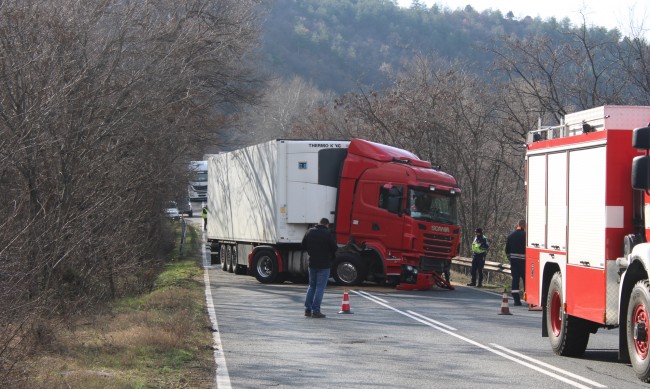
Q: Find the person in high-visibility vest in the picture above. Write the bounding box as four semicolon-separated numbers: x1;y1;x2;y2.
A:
505;219;526;306
467;227;489;287
201;205;208;231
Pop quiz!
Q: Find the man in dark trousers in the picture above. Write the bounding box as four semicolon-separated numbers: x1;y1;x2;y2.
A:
505;219;526;306
467;228;489;287
302;218;338;318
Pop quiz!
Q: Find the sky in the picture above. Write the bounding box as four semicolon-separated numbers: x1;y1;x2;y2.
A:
396;0;649;38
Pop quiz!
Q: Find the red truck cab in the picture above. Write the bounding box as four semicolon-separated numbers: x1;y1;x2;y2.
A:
333;139;461;289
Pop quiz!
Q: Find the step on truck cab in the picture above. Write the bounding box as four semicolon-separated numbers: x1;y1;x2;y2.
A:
524;105;650;382
207;139;461;290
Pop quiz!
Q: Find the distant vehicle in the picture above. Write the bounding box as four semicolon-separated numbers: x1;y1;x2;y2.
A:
164;201;181;220
177;196;193;217
188;161;208;201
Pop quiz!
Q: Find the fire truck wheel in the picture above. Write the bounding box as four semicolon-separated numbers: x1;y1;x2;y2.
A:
332;255;367;286
627;280;650;382
252;250;279;284
220;245;228;272
546;271;589;357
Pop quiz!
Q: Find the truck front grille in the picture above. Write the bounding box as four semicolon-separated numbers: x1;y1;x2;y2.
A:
421;233;453;255
419;256;449;272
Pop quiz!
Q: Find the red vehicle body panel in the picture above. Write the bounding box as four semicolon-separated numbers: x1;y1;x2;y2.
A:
335;139;461;277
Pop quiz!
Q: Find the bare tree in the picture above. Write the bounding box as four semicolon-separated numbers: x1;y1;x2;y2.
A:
0;0;263;383
290;54;525;257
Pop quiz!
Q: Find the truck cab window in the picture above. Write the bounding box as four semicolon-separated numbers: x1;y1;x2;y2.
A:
407;187;458;225
379;185;404;215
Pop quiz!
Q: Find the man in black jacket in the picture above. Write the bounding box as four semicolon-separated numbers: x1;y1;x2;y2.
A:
302;218;338;318
505;219;526;306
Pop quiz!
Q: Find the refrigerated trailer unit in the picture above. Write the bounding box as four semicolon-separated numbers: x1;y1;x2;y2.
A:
207;139;461;289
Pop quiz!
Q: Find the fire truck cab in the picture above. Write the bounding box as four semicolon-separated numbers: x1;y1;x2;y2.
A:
525;105;650;382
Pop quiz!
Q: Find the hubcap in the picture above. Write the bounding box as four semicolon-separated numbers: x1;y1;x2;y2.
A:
550;290;562;336
257;256;272;277
337;262;358;284
633;304;649;359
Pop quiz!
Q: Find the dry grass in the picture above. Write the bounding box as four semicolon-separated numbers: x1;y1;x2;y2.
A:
14;226;215;389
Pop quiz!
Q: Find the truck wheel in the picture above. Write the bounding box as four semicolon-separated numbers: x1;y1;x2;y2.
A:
220;246;228;272
232;245;246;275
546;271;589;356
627;280;650;382
333;255;367;286
226;245;234;273
252;250;279;284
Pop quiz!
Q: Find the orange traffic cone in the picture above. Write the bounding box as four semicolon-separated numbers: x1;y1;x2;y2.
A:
498;289;513;315
338;288;353;314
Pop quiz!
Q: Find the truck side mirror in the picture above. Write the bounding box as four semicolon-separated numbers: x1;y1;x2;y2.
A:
632;126;650;149
632;155;650;190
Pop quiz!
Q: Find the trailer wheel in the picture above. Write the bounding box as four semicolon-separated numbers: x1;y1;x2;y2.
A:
220;245;228;272
332;255;367;286
252;250;279;284
546;271;589;356
226;245;234;273
233;245;246;275
627;280;650;382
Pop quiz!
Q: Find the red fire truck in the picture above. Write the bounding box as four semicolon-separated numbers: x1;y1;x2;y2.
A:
525;105;650;381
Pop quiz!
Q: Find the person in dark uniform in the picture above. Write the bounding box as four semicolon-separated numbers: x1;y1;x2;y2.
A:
505;219;526;306
302;218;338;318
467;228;489;287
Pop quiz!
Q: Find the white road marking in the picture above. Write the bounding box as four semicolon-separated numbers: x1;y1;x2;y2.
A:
406;310;457;331
489;343;607;388
353;290;606;389
202;232;231;389
358;290;388;303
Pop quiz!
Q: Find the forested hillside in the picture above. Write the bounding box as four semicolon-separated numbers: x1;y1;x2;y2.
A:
248;0;650;256
259;0;596;93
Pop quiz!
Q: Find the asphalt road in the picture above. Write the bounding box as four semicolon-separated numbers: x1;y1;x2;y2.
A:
182;210;644;389
201;258;643;388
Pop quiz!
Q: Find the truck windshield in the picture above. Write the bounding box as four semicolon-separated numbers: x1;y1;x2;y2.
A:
192;172;208;182
408;187;458;225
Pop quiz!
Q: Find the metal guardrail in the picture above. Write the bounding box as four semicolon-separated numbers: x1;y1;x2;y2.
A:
453;257;511;274
452;256;511;285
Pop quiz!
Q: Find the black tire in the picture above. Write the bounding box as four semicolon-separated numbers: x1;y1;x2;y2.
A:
232;245;246;275
252;250;279;283
226;245;234;273
627;280;650;382
332;254;367;286
220;245;228;272
546;271;590;356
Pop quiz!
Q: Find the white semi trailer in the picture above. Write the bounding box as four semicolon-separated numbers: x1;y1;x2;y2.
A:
206;140;349;281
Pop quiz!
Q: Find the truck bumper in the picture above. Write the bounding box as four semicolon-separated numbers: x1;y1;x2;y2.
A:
396;273;446;291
